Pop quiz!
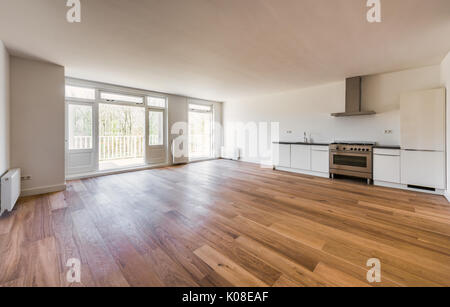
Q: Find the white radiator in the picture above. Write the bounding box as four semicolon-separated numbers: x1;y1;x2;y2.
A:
1;169;21;216
221;147;240;161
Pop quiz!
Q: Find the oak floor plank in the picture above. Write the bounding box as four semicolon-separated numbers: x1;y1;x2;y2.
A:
194;244;268;287
0;160;449;286
23;237;61;287
70;209;130;287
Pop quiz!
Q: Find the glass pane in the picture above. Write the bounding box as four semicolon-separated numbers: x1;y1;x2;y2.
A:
149;111;163;146
189;111;212;158
99;104;145;170
189;104;212;112
147;96;166;108
100;92;144;104
333;155;367;168
66;85;95;100
68;104;93;150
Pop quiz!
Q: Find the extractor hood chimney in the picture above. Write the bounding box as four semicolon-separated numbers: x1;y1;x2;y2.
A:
331;77;376;117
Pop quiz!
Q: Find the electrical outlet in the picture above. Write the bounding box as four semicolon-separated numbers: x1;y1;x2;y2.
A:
21;175;32;181
286;130;293;134
384;130;393;134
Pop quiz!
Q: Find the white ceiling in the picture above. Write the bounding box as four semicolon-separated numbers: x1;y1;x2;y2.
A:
0;0;449;101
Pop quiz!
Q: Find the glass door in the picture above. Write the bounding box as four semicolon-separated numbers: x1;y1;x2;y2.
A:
66;102;97;175
189;104;213;160
65;81;169;176
146;96;167;164
98;103;146;170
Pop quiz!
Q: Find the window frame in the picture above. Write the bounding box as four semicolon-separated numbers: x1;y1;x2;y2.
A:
147;95;167;109
65;85;97;101
147;108;166;148
65;78;169;174
188;103;214;160
100;91;145;105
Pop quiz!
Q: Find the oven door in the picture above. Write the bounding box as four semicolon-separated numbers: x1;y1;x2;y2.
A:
330;151;372;173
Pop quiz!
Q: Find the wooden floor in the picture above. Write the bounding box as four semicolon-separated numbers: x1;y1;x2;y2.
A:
1;160;450;287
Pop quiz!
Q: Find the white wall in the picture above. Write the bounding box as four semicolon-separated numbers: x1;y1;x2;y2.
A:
223;65;441;163
0;40;9;176
441;52;450;197
10;56;66;195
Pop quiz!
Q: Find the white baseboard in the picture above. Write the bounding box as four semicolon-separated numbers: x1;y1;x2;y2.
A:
445;191;450;203
66;163;169;180
374;181;445;196
275;166;330;178
21;184;67;197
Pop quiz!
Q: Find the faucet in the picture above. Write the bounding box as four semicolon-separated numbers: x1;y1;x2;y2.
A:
304;132;308;143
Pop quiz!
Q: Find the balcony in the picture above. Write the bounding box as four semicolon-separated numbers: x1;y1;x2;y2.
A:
71;136;147;170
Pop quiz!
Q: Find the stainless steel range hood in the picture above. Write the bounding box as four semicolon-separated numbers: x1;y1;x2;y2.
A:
331;77;376;117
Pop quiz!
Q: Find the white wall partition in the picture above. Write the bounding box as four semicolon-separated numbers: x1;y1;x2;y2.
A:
440;51;450;199
0;40;9;177
10;57;66;196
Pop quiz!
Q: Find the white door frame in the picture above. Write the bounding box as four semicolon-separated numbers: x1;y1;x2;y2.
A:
188;103;214;161
65;78;170;176
65;100;99;175
146;104;168;164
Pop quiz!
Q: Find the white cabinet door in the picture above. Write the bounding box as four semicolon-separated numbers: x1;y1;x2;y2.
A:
291;145;311;170
275;144;291;168
401;150;445;189
311;148;329;173
374;154;400;183
400;88;445;151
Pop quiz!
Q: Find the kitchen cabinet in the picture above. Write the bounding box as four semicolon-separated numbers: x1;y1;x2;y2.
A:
373;149;401;184
400;88;445;151
273;143;330;178
401;150;445;189
311;146;329;173
275;144;291;168
291;145;311;170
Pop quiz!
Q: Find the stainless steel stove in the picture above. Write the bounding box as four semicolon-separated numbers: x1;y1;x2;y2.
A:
329;142;375;183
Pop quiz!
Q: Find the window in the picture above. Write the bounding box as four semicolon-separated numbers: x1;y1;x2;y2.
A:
149;110;164;146
100;92;144;104
65;78;169;176
147;96;166;108
189;104;213;159
68;104;93;150
66;85;95;100
189;104;212;112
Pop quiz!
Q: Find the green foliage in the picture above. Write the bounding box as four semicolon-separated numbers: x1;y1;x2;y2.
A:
99;104;145;136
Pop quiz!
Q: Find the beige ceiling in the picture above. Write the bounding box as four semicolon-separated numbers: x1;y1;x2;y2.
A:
0;0;449;101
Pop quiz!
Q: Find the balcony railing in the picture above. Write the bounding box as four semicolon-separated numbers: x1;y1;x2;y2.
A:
71;135;211;160
99;136;145;161
72;136;145;161
189;134;212;158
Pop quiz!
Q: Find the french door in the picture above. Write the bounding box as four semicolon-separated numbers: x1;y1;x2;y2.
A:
65;101;98;174
65;81;168;177
146;108;166;164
